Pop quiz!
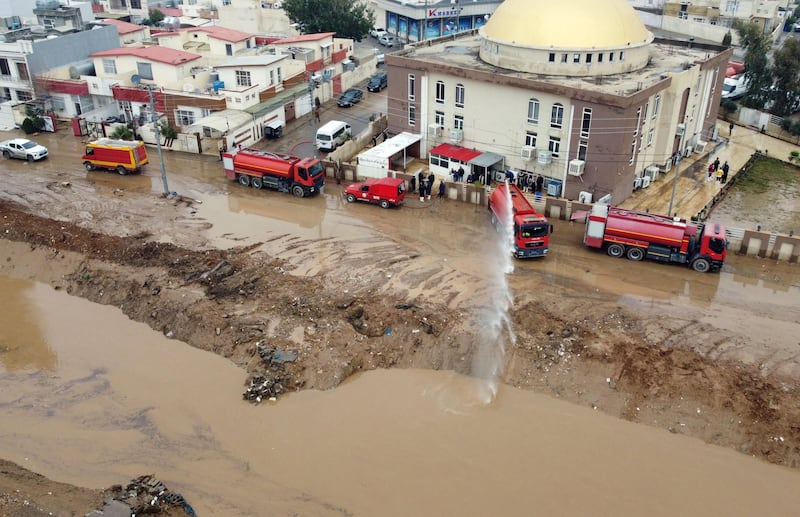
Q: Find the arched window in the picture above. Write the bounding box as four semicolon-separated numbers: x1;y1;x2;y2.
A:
527;98;539;124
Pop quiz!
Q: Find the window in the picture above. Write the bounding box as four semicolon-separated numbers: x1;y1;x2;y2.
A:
629;140;636;164
527;98;539;124
647;128;654;148
454;114;464;130
430;153;447;167
222;0;231;5
136;62;153;80
525;132;537;147
16;90;32;102
176;109;195;126
435;80;445;104
548;53;555;63
609;52;614;63
16;63;28;81
548;136;561;158
52;96;66;110
573;53;580;64
580;107;591;138
619;51;624;61
561;53;568;63
277;67;282;83
236;70;251;87
270;70;275;85
408;104;416;126
642;102;649;123
550;103;563;129
695;76;701;96
598;53;603;63
578;141;588;161
103;59;116;74
634;107;641;136
586;53;592;64
225;44;233;56
0;87;10;101
435;111;445;127
408;74;416;101
455;83;464;108
652;95;660;119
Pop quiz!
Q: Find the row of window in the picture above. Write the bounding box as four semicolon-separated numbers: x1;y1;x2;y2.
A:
547;51;625;65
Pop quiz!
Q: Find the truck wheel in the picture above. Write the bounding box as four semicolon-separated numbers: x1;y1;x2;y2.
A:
346;194;356;203
116;166;127;175
238;174;250;187
607;243;625;258
292;185;305;198
380;200;390;209
691;258;711;273
251;177;263;189
84;162;94;171
626;247;645;261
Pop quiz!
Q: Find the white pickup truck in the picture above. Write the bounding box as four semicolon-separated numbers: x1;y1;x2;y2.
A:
0;138;49;161
370;27;387;39
721;75;749;100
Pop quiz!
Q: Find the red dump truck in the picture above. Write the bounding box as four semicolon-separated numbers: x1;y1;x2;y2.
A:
222;147;324;197
582;204;727;272
488;182;553;258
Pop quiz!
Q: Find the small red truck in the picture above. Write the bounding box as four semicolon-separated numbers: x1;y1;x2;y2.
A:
344;177;405;208
82;138;148;174
582;204;727;272
222;147;324;197
488;182;553;258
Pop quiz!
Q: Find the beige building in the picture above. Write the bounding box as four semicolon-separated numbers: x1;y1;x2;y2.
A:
152;26;256;61
661;0;783;45
386;0;733;204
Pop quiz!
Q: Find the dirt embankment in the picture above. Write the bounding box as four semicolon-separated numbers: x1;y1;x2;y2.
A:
1;197;799;514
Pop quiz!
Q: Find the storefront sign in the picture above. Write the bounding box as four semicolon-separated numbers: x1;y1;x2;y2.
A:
428;7;463;18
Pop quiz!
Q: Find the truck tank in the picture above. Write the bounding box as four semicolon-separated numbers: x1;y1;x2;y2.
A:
603;207;696;249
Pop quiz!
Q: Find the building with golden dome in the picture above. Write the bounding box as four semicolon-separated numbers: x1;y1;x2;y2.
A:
384;0;732;204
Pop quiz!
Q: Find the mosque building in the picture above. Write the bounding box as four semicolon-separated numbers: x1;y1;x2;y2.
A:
384;0;733;203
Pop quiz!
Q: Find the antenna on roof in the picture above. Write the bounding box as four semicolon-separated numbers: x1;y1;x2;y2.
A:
131;74;141;85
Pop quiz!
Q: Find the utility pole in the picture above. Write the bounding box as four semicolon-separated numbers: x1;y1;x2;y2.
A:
146;85;170;196
668;126;686;217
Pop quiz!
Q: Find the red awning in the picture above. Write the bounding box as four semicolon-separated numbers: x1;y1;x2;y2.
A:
429;143;481;162
38;79;89;96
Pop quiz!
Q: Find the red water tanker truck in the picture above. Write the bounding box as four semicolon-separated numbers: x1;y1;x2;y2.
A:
222;148;324;197
488;183;553;258
582;204;727;272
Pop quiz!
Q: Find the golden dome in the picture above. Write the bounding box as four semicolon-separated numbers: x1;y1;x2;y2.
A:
482;0;651;49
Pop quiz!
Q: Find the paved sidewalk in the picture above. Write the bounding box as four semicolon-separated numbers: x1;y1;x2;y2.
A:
620;121;799;219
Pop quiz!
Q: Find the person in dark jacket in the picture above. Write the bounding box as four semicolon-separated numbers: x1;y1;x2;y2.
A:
438;179;446;199
409;175;416;194
721;161;730;183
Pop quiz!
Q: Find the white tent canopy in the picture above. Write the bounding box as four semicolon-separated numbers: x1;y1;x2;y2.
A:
357;132;421;170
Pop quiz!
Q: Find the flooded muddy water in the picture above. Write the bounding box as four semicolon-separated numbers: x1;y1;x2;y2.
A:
2;276;800;516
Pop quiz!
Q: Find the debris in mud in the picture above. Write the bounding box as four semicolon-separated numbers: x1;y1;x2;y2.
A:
256;341;297;365
243;373;286;403
89;474;196;516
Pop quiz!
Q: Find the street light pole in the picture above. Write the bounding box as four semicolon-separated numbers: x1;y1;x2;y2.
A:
146;85;170;196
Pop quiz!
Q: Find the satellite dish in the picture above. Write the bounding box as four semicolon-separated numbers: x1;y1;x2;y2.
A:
131;74;141;85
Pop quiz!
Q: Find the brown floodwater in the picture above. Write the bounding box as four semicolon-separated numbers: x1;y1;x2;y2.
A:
1;276;800;516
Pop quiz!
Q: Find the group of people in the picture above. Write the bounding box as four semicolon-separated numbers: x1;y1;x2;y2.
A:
707;156;730;184
410;171;445;202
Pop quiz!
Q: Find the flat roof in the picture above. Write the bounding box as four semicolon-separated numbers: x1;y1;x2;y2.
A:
359;132;422;160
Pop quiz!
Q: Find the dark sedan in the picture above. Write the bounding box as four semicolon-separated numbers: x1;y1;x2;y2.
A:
337;88;364;107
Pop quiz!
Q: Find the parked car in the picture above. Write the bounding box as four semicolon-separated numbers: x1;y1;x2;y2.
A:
337;88;364;107
370;27;387;39
367;71;388;92
344;177;406;209
0;138;48;161
373;48;385;65
794;21;800;32
378;34;395;47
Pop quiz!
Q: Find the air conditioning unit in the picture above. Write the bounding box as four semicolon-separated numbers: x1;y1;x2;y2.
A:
578;191;593;203
645;165;660;181
449;128;463;143
521;146;535;160
694;140;707;154
568;159;585;176
676;123;686;137
634;177;644;190
428;124;442;137
310;72;322;84
641;176;651;188
537;150;552;165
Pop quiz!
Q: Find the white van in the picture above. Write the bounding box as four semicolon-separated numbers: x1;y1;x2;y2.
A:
316;120;351;151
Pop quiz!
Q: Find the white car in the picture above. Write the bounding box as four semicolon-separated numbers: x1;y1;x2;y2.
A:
370;27;386;39
0;138;48;162
378;34;395;47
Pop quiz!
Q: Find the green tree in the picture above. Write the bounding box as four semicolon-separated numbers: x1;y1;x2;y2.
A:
21;105;45;134
719;98;739;120
149;9;165;26
109;125;134;140
735;21;773;110
282;0;374;41
770;37;800;116
722;31;732;47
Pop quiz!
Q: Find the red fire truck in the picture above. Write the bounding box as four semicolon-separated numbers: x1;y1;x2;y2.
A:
582;204;727;272
222;148;324;197
488;183;553;258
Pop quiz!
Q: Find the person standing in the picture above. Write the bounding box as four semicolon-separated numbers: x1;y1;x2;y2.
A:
707;162;715;182
426;173;435;200
716;166;724;183
721;161;730;183
438;179;446;199
409;175;416;194
713;157;720;172
729;121;734;136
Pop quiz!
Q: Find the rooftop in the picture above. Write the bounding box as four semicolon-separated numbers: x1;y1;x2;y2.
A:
90;46;202;66
399;31;725;99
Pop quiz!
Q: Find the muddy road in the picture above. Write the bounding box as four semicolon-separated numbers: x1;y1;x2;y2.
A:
1;129;800;514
